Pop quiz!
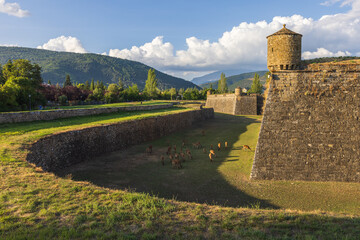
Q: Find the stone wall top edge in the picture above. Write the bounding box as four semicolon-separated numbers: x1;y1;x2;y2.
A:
272;66;360;74
207;94;258;98
31;109;203;141
207;94;235;97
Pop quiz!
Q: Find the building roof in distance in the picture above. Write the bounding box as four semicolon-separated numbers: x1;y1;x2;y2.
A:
267;24;302;38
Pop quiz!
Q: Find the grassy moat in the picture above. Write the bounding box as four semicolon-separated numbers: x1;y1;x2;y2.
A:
1;106;360;239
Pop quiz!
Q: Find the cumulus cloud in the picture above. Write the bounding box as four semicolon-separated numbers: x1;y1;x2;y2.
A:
83;0;360;78
0;0;29;18
107;5;360;74
37;36;87;53
321;0;342;6
303;48;351;59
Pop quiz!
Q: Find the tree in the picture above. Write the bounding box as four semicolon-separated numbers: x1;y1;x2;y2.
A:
107;83;119;95
90;78;95;91
144;68;158;98
169;88;177;100
47;80;51;85
0;78;20;111
99;80;105;90
92;87;104;101
248;73;263;94
105;84;120;103
118;77;124;91
95;80;100;89
84;80;90;90
58;95;68;106
64;74;72;87
124;84;140;101
0;64;5;85
217;73;228;93
0;59;44;111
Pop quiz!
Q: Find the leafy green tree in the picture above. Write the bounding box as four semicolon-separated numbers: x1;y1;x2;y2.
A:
107;83;119;94
47;80;51;85
92;87;104;101
76;83;85;90
99;80;105;90
95;80;100;89
248;73;263;94
90;78;95;91
217;73;228;93
144;68;158;98
58;95;68;106
178;88;184;98
64;74;72;87
0;65;3;85
0;59;44;111
118;78;124;91
84;80;90;90
105;83;120;103
169;88;177;100
183;88;192;100
124;84;140;101
0;78;20;111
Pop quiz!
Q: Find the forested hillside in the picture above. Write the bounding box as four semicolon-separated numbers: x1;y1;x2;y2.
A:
200;71;268;90
0;47;198;90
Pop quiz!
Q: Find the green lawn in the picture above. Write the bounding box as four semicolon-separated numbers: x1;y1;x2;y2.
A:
1;110;360;239
57;113;360;214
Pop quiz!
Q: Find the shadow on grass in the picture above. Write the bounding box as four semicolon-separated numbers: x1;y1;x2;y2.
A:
56;113;279;209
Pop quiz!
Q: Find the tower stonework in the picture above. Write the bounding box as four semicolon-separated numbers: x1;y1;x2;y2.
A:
267;24;302;71
251;26;360;182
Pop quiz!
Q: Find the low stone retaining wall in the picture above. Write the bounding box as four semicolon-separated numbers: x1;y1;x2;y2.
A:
26;108;214;172
0;104;173;124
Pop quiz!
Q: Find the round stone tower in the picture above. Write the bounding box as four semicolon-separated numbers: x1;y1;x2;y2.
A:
267;24;302;71
235;87;242;96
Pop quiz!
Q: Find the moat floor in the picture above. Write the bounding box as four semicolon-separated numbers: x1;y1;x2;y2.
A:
58;113;360;214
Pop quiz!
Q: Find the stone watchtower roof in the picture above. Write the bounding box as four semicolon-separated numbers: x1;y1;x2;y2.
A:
266;24;302;38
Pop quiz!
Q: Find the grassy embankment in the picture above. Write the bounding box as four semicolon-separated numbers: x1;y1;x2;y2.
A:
1;107;360;239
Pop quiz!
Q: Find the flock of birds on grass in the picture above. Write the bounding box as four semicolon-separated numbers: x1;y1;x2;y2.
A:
145;130;252;169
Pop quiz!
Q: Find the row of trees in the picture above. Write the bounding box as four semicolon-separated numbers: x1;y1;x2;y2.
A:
0;59;265;112
0;59;208;111
215;72;263;94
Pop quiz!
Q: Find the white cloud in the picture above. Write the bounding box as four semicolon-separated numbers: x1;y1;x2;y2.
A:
0;0;29;18
0;43;19;47
321;0;342;6
107;8;359;73
303;48;351;59
37;0;360;80
37;36;87;53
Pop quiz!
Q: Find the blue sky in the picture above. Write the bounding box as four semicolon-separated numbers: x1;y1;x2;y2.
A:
0;0;359;79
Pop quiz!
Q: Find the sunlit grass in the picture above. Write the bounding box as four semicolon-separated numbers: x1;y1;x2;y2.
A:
1;110;360;239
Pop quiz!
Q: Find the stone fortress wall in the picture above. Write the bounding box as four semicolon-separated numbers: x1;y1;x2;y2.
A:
0;103;173;124
205;92;258;115
251;24;360;182
26;108;214;172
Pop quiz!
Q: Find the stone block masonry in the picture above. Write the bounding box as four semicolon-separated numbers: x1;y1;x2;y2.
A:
0;103;173;124
205;94;258;115
251;63;360;182
26;108;214;172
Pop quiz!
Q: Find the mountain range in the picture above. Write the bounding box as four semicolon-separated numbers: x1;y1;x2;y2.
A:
0;46;198;90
